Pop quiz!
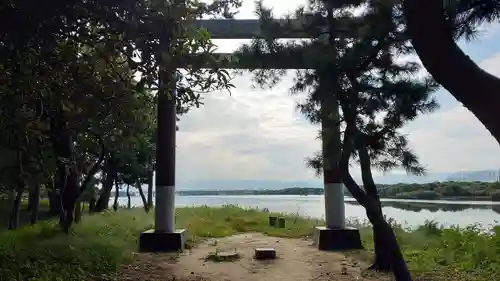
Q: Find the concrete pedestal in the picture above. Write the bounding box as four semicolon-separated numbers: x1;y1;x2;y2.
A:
254;248;277;260
139;229;187;252
314;226;363;251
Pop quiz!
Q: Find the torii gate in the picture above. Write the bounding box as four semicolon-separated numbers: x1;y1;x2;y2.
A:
139;19;362;252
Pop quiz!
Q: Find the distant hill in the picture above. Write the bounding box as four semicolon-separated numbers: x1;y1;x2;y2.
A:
177;181;500;201
174;170;500;191
176;174;449;190
369;170;500;184
371;173;448;185
176;180;323;191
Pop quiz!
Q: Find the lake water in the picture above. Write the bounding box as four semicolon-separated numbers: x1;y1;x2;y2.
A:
115;195;500;228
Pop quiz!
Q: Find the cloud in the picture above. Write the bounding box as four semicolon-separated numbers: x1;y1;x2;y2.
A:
176;1;324;182
235;0;305;18
478;22;500;40
403;106;500;172
401;51;500;173
177;73;321;181
479;52;500;77
175;1;500;183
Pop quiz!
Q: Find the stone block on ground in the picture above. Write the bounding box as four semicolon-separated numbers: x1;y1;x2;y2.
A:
139;229;187;253
205;250;241;262
269;216;277;227
314;226;363;251
277;217;286;228
254;247;277;260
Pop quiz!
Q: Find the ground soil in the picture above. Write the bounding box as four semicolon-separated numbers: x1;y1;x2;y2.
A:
116;233;393;281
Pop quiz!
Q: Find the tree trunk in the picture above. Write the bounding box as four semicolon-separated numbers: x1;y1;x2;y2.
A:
126;184;131;209
30;183;41;225
59;167;79;232
50;112;79;233
93;161;116;212
27;188;33;211
8;188;23;230
365;201;412;281
113;179;119;211
403;0;500;145
357;144;392;272
370;223;392;271
74;198;82;223
89;194;96;214
147;170;153;210
344;176;400;274
136;180;149;212
7;189;14;208
366;200;393;271
339;120;412;281
48;188;61;215
346;174;411;280
9;149;27;230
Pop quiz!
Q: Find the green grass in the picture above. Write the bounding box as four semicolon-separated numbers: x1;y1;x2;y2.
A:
0;205;320;281
176;205;320;241
0;205;500;281
352;218;500;281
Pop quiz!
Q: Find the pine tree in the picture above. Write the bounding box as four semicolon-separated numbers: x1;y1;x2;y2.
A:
239;1;438;280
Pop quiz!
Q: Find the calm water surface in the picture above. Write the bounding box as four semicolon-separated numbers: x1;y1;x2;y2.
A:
116;195;500;228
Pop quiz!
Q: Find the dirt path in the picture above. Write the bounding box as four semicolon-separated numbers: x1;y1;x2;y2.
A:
117;233;392;281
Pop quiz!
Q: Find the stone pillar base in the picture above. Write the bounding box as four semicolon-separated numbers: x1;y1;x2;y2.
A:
139;229;187;252
314;226;363;251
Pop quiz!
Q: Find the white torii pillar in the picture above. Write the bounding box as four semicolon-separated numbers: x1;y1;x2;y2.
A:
322;103;346;229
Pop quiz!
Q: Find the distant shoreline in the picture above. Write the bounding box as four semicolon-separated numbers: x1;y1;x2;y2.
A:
175;192;497;201
175;183;500;201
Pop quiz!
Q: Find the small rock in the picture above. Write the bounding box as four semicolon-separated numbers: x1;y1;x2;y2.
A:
254;248;277;260
341;266;348;275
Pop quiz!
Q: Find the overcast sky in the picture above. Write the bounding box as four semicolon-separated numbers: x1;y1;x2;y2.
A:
176;0;500;182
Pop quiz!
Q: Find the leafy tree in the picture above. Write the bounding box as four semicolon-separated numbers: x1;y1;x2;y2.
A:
0;0;242;231
91;86;156;213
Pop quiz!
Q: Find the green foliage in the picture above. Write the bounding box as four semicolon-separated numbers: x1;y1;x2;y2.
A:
178;181;500;200
387;221;500;281
375;181;500;200
0;0;242;228
0;207;317;280
178;187;325;196
347;218;500;281
444;0;500;40
1;207;500;280
0;210;154;280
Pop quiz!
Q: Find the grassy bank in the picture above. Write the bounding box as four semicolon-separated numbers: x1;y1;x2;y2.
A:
177;181;500;201
0;206;499;281
358;219;500;281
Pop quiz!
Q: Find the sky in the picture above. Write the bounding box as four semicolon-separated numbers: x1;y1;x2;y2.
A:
175;0;500;183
